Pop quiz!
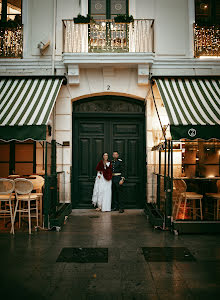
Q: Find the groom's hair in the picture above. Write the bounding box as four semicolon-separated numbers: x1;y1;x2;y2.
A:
113;151;118;153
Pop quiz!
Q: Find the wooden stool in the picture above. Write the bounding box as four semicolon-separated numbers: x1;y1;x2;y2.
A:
206;180;220;220
174;180;203;220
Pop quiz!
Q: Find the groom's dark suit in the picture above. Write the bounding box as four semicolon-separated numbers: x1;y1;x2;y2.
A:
112;158;125;210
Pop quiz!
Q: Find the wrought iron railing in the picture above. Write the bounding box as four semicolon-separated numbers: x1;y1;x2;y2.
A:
194;24;220;57
63;19;154;53
0;25;23;58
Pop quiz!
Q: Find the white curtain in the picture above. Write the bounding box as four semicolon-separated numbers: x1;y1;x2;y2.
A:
64;21;88;53
129;20;154;53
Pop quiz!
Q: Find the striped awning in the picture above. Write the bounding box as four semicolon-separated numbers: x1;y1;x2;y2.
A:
0;77;63;141
155;77;220;140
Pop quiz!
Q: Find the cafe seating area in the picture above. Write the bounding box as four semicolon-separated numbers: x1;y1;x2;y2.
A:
0;175;44;234
147;138;220;234
174;179;203;221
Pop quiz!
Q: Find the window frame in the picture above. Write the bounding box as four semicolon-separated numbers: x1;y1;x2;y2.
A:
88;0;129;20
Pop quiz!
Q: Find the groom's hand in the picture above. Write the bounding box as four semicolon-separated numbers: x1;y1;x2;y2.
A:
119;180;124;185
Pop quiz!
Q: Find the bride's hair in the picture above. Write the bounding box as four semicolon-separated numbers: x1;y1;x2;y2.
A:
102;152;108;159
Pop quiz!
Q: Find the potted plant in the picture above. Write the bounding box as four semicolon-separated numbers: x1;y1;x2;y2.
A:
0;15;22;29
114;14;134;24
0;19;21;29
73;14;93;24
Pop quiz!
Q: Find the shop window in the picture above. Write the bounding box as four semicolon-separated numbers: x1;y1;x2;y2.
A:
0;142;10;178
182;141;220;178
0;140;36;177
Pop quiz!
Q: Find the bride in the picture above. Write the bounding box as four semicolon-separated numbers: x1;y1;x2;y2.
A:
92;153;112;212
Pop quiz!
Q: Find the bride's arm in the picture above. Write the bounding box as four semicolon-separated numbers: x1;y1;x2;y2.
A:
97;171;102;179
96;160;103;179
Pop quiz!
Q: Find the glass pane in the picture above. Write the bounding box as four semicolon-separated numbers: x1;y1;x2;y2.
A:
7;0;22;13
0;144;10;161
90;0;106;18
15;143;33;162
0;163;9;177
111;0;127;16
15;163;33;175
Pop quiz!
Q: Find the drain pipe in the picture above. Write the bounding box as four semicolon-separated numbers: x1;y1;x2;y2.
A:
52;0;57;139
51;0;57;76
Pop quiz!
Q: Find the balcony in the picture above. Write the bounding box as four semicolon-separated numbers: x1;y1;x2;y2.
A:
63;19;154;54
194;24;220;57
0;25;23;58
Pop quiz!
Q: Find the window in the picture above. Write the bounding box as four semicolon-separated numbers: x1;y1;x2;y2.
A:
89;0;128;19
0;0;22;23
0;141;36;178
195;0;220;25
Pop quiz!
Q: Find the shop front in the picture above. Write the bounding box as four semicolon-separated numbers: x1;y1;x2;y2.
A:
146;76;220;234
0;76;71;232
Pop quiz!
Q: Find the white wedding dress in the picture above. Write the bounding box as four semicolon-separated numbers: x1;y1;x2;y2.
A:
92;171;112;212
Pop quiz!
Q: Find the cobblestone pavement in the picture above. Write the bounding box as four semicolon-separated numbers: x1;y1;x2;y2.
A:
1;209;220;300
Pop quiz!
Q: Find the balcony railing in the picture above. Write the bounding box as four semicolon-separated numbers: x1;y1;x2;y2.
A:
194;24;220;57
63;19;154;53
0;25;23;58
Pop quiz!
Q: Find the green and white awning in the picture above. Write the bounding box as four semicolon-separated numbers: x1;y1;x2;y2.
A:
0;77;63;141
155;77;220;140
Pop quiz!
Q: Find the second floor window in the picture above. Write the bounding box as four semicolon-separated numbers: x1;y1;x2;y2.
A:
0;0;22;24
89;0;128;20
195;0;220;25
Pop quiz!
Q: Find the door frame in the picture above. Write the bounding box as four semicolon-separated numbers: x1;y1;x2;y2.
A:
71;96;147;209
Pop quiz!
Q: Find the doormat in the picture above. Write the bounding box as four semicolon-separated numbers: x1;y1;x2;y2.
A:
142;247;196;262
89;216;100;218
56;248;108;263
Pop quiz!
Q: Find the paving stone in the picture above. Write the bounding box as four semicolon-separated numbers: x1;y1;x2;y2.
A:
1;209;220;299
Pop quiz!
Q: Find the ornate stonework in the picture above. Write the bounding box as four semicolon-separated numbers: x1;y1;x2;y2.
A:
73;98;144;113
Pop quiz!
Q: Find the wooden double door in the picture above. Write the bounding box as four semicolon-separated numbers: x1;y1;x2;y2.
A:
72;96;146;209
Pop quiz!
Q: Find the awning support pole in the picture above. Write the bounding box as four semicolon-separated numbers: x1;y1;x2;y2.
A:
156;149;162;209
44;142;49;228
165;140;172;228
150;79;166;140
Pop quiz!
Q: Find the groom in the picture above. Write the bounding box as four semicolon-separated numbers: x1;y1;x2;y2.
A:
111;151;125;213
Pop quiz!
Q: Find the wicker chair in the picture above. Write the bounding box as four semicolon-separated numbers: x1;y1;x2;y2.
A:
13;178;39;234
174;179;203;220
0;179;15;234
206;180;220;220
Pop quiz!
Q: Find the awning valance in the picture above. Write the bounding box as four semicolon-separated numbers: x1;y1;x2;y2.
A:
155;77;220;140
0;77;63;141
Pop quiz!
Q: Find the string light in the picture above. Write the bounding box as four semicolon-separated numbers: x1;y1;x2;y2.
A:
0;25;23;57
194;24;220;57
64;19;153;53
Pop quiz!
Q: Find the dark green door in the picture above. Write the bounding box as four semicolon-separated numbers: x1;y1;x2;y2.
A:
72;96;146;209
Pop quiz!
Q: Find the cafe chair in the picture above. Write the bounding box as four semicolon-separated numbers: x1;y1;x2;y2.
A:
174;179;203;220
0;179;15;234
28;175;44;227
13;178;39;234
206;180;220;220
